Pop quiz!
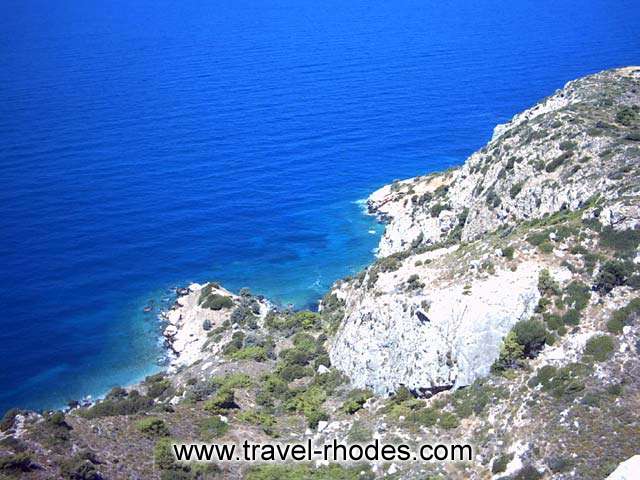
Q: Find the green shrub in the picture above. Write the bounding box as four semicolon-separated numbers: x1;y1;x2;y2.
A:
595;260;633;293
229;346;267;361
199;416;229;439
511;465;543;480
81;390;154;418
438;412;459;429
537;363;586;398
246;464;371;480
543;313;564;333
562;309;581;326
200;293;234;310
451;380;494;417
211;373;252;391
509;182;524;199
136;417;169;437
607;298;640;333
526;231;548;246
144;373;173;399
502;246;515;260
486;189;501;208
58;451;102;480
285;386;328;428
154;438;177;471
277;364;311;382
547;456;574;473
563;281;591;311
347;421;373;444
492;331;524;371
342;389;373;414
0;452;33;472
430;202;450;218
236;410;276;435
538;269;560;296
265;310;321;334
616;106;638;126
545;152;572;172
222;331;246;355
204;389;238;414
492;453;514;474
584;334;615;362
513;319;548;357
599;227;640;259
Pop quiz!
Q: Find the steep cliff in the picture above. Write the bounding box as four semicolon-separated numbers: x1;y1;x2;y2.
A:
329;66;640;395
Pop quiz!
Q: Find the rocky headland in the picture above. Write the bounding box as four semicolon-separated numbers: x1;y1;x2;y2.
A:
1;67;640;480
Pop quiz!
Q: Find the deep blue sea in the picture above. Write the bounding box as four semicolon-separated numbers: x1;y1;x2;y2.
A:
1;0;639;414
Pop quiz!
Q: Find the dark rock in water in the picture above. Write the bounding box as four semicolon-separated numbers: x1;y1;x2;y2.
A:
143;306;153;313
176;287;189;296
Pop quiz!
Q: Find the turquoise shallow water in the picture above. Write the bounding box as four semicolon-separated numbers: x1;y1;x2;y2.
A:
1;0;639;414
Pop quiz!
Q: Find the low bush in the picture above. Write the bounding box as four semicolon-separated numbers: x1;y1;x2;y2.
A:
509;182;524;199
438;412;459;429
538;269;560;296
531;363;587;399
486;188;501;209
81;390;154;418
144;373;173;399
236;410;276;436
492;331;524;371
584;334;615;362
502;245;515;260
492;453;514;474
229;346;268;361
594;260;633;293
342;389;373;415
211;373;252;391
430;202;449;217
0;452;34;472
599;227;640;259
245;464;372;480
545;152;572;172
607;298;640;333
563;281;591;311
136;417;169;437
199;416;229;439
0;408;21;432
204;389;239;414
616;105;638;126
513;319;548;357
285;386;328;428
562;308;581;326
200;292;234;310
58;451;102;480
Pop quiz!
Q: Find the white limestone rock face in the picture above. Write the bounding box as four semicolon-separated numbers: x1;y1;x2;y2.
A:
605;455;640;480
330;262;542;395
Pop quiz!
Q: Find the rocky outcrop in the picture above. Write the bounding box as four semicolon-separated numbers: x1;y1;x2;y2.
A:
368;67;640;257
330;67;640;394
163;282;269;369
